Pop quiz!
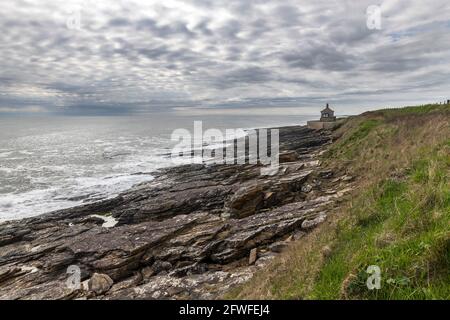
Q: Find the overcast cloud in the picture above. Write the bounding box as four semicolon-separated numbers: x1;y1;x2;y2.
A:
1;0;450;115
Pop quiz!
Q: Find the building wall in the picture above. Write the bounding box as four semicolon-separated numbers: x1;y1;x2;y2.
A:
307;120;339;130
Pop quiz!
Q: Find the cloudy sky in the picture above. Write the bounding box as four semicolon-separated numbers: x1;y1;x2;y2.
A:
1;0;450;116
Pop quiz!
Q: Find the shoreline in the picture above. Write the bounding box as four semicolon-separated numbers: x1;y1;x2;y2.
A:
0;122;313;225
0;121;315;224
0;124;355;300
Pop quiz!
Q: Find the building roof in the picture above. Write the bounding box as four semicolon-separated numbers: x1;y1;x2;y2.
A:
321;103;334;113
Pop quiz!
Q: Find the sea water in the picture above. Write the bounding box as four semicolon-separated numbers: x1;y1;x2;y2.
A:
0;113;315;221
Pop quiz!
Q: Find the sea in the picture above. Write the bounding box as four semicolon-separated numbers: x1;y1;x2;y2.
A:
0;113;317;222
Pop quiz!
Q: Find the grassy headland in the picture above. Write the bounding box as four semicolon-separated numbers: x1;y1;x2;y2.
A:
227;103;450;300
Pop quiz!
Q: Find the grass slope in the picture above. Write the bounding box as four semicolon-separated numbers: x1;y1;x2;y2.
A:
227;104;450;300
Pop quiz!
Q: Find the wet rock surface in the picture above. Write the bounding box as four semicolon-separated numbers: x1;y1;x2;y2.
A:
0;126;353;300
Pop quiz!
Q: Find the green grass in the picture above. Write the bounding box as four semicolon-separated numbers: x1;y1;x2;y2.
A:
227;104;450;300
370;103;450;119
324;119;382;161
310;142;450;300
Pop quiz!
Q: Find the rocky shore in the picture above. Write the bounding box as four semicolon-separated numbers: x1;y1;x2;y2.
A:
0;125;354;300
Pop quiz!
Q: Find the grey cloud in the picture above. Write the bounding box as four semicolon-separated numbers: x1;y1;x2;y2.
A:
135;18;195;38
220;67;273;84
0;0;449;115
282;44;357;71
107;17;130;28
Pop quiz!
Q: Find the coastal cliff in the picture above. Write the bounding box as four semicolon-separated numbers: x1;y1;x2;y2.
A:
229;104;450;300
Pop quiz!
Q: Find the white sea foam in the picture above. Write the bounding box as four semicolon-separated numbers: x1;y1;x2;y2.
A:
0;172;158;221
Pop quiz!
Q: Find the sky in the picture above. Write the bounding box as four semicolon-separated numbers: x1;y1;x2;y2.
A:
0;0;450;116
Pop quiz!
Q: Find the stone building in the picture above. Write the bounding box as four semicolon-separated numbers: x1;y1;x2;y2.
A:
320;103;336;122
307;103;338;130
